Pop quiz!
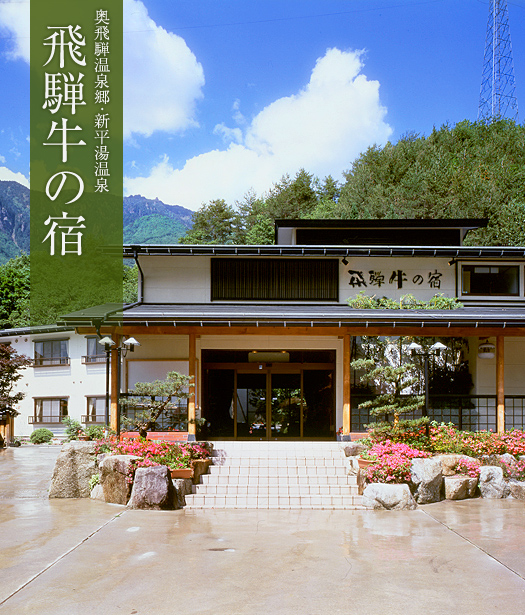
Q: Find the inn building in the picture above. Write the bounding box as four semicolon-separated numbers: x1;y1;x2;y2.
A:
2;219;525;442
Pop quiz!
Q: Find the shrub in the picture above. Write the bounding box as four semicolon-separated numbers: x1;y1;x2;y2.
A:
362;440;431;484
366;457;412;484
62;417;83;441
85;425;107;440
30;428;54;444
454;458;481;479
367;418;431;450
500;430;525;456
89;473;100;491
95;438;210;471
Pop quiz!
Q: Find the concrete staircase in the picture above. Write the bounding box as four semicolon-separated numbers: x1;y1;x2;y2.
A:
184;441;363;510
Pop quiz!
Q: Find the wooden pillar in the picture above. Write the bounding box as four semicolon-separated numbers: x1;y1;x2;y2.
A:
496;336;505;434
343;333;351;436
110;344;120;433
188;333;196;438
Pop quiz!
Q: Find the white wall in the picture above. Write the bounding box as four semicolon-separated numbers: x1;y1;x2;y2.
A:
140;255;456;304
472;337;525;395
340;257;455;303
6;331;107;437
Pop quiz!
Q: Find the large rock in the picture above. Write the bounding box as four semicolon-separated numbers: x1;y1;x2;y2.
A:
481;453;517;469
90;483;105;501
479;466;510;499
172;478;193;507
434;454;477;476
444;475;478;500
362;483;417;510
411;457;443;504
49;441;99;498
343;443;367;457
128;466;177;510
100;455;140;505
192;459;212;485
507;479;525;500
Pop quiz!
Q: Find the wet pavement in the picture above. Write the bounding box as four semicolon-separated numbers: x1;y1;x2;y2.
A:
0;446;524;614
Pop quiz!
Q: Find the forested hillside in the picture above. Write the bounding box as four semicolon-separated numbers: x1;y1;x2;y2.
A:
180;120;525;246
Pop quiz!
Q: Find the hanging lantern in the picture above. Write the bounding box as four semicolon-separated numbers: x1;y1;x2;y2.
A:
478;341;496;359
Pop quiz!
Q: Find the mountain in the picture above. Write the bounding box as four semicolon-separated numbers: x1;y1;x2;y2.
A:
0;181;194;263
123;194;193;244
0;181;30;262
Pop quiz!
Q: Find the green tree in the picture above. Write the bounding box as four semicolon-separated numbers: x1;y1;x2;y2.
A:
180;199;241;244
337;119;525;245
0;253;30;329
123;263;138;304
0;344;31;418
120;371;193;438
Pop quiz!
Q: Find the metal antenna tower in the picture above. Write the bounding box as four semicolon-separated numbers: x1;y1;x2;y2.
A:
478;0;519;122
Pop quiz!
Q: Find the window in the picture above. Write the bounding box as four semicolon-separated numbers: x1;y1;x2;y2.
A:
31;398;68;424
461;265;520;296
34;340;69;366
211;258;339;301
82;396;107;424
82;337;106;364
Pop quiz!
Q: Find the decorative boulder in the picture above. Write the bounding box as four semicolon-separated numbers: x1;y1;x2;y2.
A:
434;454;477;476
343;443;367;457
411;458;443;504
172;478;193;507
444;475;476;500
128;466;177;510
481;453;517;469
100;455;140;505
90;484;105;501
362;483;417;510
479;466;510;499
49;441;99;498
507;479;525;501
192;459;212;485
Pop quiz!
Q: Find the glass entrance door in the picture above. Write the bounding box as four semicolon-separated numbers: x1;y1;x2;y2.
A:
270;372;301;438
236;370;303;439
203;351;335;440
235;372;267;438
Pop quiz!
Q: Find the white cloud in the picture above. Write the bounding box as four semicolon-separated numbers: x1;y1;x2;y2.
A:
0;0;205;138
124;48;392;210
123;0;204;138
0;1;29;62
0;166;29;187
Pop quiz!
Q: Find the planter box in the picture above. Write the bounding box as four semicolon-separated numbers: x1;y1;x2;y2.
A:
358;457;377;470
170;468;193;479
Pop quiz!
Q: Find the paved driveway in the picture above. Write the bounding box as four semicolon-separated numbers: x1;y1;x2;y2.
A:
1;446;524;614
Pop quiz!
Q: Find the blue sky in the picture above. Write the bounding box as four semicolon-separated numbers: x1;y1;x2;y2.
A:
0;0;524;210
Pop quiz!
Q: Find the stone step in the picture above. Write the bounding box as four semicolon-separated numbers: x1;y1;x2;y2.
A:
184;493;364;509
208;466;349;477
211;458;347;466
201;474;357;486
193;484;359;496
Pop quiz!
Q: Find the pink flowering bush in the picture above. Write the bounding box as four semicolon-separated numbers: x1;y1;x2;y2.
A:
362;440;431;484
95;438;210;470
454;458;481;479
365;457;412;484
429;423;525;457
362;440;432;461
500;430;525;456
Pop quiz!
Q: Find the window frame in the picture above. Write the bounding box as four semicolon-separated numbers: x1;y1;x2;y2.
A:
459;262;522;299
30;397;69;424
33;339;70;367
82;336;106;364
